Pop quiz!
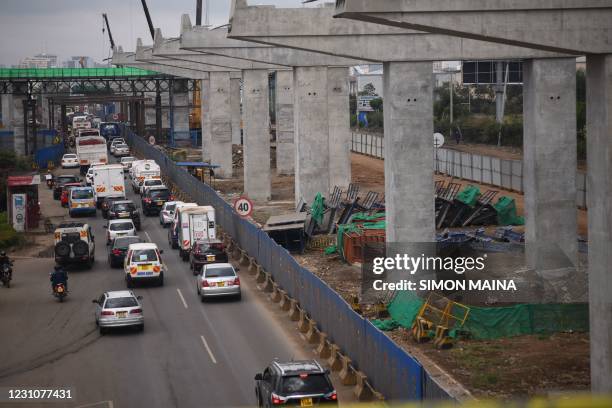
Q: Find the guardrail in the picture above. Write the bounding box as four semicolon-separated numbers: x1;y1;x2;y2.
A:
124;128;455;403
351;131;588;209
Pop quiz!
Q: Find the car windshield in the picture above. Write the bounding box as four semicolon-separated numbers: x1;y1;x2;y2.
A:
131;249;158;263
112;203;135;212
57;176;77;184
165;203;177;212
204;266;235;278
280;374;332;395
113;237;141;249
104;297;138;309
64;154;77;159
109;222;133;231
112;139;124;145
145;180;162;186
72;190;93;200
122;157;135;163
117;144;128;149
149;189;170;199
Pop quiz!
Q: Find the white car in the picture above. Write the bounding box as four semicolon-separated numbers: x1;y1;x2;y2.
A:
196;263;241;301
105;219;136;245
61;154;79;169
114;143;130;157
93;290;144;334
124;243;165;287
159;201;182;227
120;157;136;171
110;138;126;154
139;178;164;196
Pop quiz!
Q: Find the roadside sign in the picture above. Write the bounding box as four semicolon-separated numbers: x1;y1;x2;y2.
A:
234;197;253;218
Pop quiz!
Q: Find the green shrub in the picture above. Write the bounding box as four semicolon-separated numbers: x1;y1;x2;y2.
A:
0;212;19;249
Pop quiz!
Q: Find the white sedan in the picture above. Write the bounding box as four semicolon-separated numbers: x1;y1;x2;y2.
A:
61;154;79;169
114;144;130;157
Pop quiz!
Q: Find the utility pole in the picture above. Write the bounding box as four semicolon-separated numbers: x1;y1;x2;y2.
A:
449;73;454;125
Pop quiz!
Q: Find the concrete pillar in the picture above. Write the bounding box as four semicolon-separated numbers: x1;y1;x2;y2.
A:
293;66;330;204
230;77;242;145
1;94;13;130
523;58;577;270
172;85;190;143
40;95;49;129
13;96;26;156
586;54;612;394
382;61;435;242
145;92;156;129
208;72;233;178
242;69;271;201
327;67;351;191
275;70;295;175
200;77;211;162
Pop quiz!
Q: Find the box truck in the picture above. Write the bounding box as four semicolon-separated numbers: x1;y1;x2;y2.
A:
178;206;216;261
91;164;125;207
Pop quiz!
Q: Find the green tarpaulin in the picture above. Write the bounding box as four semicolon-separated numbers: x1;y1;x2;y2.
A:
494;196;525;226
456;185;481;207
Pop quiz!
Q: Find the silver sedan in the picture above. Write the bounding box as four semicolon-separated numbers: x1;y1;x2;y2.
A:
93;290;144;334
196;263;241;301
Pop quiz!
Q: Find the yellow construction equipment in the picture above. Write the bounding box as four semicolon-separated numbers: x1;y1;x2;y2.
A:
410;292;470;349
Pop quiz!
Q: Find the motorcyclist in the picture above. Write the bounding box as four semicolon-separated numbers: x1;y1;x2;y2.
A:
0;251;11;280
50;265;68;292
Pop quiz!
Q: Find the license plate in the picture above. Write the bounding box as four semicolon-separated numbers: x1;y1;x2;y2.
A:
206;255;215;261
156;201;163;206
117;311;127;318
138;264;151;271
57;287;64;293
119;212;129;217
217;281;225;287
137;271;154;276
300;398;313;407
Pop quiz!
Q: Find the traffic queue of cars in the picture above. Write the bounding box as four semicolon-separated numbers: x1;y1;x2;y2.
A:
50;148;339;406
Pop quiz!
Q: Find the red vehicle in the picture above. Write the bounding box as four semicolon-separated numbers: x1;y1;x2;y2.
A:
60;183;83;208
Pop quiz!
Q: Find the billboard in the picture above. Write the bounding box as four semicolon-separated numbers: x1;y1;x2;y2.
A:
462;61;523;85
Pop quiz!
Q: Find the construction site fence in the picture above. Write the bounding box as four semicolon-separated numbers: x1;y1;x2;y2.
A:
0;129;59;153
124;127;455;403
350;131;588;209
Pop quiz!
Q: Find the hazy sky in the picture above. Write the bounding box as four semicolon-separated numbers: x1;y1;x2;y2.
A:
0;0;322;66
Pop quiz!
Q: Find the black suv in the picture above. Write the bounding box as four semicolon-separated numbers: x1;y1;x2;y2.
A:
108;235;142;268
141;186;173;216
189;239;228;275
53;174;81;200
108;200;141;230
101;196;126;219
255;360;338;407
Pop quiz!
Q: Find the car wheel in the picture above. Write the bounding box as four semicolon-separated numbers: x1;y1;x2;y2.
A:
126;278;134;289
99;327;106;335
136;324;144;333
235;293;242;301
69;211;74;218
158;273;164;287
200;294;206;303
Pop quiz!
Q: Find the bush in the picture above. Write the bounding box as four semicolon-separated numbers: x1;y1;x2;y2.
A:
0;212;19;249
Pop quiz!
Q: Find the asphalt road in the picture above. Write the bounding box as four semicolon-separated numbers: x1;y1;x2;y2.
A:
0;157;344;408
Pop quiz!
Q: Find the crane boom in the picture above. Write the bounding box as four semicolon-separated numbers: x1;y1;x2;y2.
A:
102;13;115;50
140;0;155;41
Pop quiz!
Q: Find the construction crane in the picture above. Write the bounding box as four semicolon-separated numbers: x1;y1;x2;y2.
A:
196;0;210;26
140;0;155;41
102;13;115;50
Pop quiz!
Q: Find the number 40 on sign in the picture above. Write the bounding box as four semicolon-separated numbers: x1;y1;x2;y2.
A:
234;197;253;218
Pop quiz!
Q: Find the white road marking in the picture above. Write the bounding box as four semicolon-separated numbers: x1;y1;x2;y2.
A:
176;288;188;309
200;334;217;364
144;231;152;242
74;401;114;408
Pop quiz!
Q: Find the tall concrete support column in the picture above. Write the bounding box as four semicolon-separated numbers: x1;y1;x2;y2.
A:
383;61;435;242
41;95;50;129
145;92;156;130
523;58;577;270
208;72;233;178
586;54;612;394
242;69;271;201
230;77;242;145
1;95;13;130
293;66;330;204
172;90;190;140
275;70;295;175
200;77;211;162
327;67;351;191
13;95;26;156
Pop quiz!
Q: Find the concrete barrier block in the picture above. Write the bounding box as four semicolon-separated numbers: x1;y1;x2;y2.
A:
339;356;357;386
255;267;267;284
270;282;282;302
247;260;259;275
278;291;290;310
262;275;274;293
316;333;331;359
297;309;309;333
353;371;374;401
238;250;250;266
327;345;342;371
288;299;300;321
305;320;320;344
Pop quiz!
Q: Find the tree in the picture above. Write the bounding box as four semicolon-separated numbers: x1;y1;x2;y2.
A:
369;97;383;112
359;82;377;96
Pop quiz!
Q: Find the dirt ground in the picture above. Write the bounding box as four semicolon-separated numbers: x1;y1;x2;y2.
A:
387;329;590;399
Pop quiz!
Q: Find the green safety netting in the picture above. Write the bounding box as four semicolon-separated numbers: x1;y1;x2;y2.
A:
494;196;525;226
0;67;162;79
325;213;386;257
310;193;325;225
379;290;588;339
455;185;481;207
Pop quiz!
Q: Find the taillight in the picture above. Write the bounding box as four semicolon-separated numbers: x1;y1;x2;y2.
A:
233;277;240;286
144;198;151;203
129;308;142;314
112;249;122;256
101;310;114;316
325;390;338;401
130;266;137;274
271;393;286;405
153;265;161;272
201;280;210;288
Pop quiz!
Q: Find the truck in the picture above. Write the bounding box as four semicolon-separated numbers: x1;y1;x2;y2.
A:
168;203;198;250
76;135;108;175
130;160;161;193
178;206;216;261
91;164;125;207
72;115;91;136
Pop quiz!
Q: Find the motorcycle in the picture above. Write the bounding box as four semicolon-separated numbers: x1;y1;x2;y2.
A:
53;283;67;302
0;262;12;288
45;174;54;189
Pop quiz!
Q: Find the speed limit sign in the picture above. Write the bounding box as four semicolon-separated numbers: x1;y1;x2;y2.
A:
234;197;253;218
